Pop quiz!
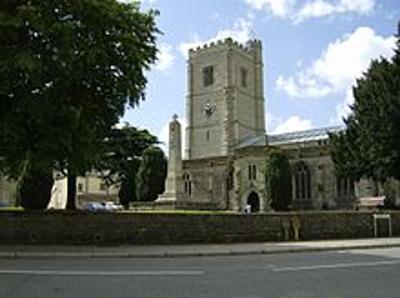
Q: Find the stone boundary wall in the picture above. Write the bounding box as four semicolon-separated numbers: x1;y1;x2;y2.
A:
1;211;399;245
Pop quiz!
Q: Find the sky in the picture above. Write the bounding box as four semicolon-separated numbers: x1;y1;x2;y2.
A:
120;0;399;151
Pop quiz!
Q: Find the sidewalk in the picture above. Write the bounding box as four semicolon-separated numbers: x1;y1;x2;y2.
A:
1;238;400;259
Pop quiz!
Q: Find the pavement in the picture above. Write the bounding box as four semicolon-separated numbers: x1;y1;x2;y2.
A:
1;237;400;259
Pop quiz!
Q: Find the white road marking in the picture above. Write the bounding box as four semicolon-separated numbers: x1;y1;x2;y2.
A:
0;270;204;276
272;260;400;272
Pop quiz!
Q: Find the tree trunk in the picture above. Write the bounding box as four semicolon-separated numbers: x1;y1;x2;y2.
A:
66;170;77;210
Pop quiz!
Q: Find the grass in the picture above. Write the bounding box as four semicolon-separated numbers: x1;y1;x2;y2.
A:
0;206;24;212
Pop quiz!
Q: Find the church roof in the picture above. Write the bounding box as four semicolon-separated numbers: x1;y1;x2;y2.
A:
268;126;343;145
237;135;266;148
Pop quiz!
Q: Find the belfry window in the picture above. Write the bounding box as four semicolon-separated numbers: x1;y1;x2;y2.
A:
241;67;248;88
293;162;311;200
183;173;192;197
203;65;214;86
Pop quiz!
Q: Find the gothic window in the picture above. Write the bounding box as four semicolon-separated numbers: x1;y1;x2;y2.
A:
336;177;355;197
206;130;210;142
78;183;84;192
227;170;234;190
248;164;257;181
203;65;214;86
241;67;248;88
293;162;311;200
183;173;192;197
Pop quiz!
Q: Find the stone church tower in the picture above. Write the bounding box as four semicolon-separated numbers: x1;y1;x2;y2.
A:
185;38;266;159
158;38;269;211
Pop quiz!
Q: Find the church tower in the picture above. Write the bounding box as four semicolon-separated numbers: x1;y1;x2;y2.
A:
185;38;266;159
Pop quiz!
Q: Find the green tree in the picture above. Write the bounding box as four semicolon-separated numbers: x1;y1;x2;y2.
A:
100;125;158;184
0;1;158;209
265;150;292;210
136;146;167;202
330;30;400;185
99;125;158;208
118;159;140;209
329;116;368;182
20;167;54;210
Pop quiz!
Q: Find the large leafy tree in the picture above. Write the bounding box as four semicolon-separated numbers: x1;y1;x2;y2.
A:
330;29;400;184
0;1;158;209
135;146;167;202
265;149;292;210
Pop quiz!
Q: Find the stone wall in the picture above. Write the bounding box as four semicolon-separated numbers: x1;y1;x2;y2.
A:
0;211;399;245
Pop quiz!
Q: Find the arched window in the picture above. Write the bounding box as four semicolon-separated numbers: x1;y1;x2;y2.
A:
227;170;234;190
336;177;355;198
183;173;192;197
248;164;257;181
293;162;311;200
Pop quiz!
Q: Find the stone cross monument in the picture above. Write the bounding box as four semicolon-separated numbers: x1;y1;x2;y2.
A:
157;114;183;202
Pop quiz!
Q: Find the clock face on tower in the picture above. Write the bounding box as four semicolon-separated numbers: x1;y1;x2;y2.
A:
203;101;216;117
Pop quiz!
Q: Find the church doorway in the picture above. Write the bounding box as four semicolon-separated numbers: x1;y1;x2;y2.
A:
247;191;260;213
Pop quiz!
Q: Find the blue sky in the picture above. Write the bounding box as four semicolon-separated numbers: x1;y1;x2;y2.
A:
121;0;399;150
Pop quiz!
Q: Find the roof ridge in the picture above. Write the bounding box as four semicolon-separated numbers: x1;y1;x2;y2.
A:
267;126;344;145
268;125;343;137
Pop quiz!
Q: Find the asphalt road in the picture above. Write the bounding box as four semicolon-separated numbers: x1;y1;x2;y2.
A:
1;247;400;298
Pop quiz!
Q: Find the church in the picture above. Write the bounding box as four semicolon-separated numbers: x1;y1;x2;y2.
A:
157;37;383;212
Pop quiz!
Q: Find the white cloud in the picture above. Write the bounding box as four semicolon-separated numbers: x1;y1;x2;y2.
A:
276;27;396;99
179;18;253;58
338;0;374;14
294;0;335;22
294;0;375;22
154;43;175;71
272;116;313;134
246;0;375;22
277;27;396;123
276;75;332;98
245;0;296;18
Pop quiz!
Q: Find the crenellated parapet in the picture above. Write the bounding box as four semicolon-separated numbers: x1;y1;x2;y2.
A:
188;37;262;58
